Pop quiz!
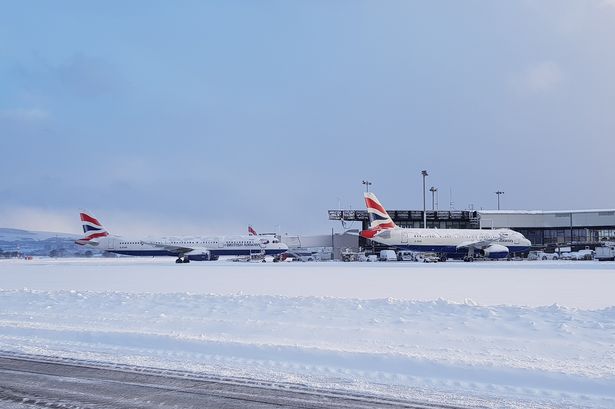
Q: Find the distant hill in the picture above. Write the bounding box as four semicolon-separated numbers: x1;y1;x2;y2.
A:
0;228;79;241
0;228;91;257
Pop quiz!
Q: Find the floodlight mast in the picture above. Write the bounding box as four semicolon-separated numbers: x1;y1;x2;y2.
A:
362;180;372;193
429;186;438;211
495;191;504;210
421;170;428;228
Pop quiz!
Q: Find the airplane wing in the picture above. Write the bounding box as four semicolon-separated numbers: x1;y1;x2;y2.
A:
456;239;498;250
142;241;194;254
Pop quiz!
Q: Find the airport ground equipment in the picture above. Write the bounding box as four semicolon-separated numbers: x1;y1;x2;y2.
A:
595;243;615;261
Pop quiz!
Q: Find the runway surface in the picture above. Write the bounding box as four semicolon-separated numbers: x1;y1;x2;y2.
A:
0;354;468;409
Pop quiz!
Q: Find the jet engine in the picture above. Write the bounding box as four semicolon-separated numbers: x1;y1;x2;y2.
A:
185;250;212;261
481;244;509;259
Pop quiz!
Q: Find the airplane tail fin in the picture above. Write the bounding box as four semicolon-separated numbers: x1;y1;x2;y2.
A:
248;225;257;236
364;192;397;231
75;212;109;245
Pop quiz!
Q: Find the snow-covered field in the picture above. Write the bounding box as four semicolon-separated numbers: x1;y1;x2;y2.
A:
1;258;614;408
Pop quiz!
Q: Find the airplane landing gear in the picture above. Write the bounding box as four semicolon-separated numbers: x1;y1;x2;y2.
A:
176;256;190;263
463;248;476;262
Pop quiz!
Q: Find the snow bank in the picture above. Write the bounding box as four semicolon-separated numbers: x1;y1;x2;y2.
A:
1;258;614;308
1;259;614;407
1;289;614;408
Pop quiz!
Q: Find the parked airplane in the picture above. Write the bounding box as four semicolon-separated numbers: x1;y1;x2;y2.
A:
75;213;288;263
360;192;531;261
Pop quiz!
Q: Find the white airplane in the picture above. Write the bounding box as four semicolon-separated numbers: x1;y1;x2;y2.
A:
360;192;531;261
75;213;288;263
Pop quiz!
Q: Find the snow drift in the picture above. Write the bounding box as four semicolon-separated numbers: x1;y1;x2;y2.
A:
1;288;614;408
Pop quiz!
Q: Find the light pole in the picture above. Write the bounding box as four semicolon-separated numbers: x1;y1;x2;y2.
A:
495;191;504;210
362;180;372;193
429;186;438;211
421;170;428;228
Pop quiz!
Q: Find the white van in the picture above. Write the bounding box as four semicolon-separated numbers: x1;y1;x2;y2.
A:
379;250;397;262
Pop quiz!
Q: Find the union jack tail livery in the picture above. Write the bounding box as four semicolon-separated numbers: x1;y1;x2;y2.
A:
248;225;257;236
361;192;397;239
75;212;109;245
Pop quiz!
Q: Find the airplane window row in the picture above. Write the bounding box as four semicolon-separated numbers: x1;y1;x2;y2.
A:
121;240;233;245
164;241;219;245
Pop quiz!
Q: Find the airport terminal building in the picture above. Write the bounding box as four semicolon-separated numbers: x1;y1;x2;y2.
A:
478;209;615;247
328;208;615;250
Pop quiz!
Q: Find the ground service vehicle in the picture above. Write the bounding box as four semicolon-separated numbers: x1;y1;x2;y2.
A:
415;252;439;263
595;244;615;261
528;251;559;261
397;250;415;261
379;250;397;261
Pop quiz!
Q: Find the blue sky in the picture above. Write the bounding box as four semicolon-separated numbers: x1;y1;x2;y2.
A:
1;1;614;235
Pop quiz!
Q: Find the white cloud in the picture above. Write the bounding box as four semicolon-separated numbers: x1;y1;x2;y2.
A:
526;61;564;92
0;108;50;122
513;61;564;94
0;207;75;234
602;0;615;9
0;206;246;237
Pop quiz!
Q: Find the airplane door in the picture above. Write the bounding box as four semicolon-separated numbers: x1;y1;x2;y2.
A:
218;238;224;248
401;232;408;243
108;238;114;249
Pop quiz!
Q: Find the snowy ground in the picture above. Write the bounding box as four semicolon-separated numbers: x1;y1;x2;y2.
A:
1;258;614;408
3;257;615;308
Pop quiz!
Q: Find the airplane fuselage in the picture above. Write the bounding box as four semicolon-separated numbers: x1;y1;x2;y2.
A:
91;235;288;260
366;227;531;258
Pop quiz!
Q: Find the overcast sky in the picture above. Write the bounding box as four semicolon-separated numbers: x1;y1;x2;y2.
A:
1;1;614;236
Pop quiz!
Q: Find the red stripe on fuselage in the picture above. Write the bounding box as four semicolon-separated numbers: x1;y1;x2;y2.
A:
360;229;378;239
359;223;396;239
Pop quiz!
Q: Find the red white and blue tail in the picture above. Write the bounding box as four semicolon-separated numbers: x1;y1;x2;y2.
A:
75;212;109;245
248;225;257;236
361;192;397;239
